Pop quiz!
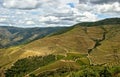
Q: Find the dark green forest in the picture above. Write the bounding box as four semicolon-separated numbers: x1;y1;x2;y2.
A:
5;55;64;77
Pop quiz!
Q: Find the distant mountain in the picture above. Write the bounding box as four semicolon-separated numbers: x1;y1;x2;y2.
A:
0;18;120;77
0;26;68;48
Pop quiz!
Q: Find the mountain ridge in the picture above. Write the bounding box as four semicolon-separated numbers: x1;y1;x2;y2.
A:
75;18;120;27
0;26;68;48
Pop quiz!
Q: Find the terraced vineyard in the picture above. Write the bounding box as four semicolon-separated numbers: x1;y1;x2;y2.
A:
0;18;120;77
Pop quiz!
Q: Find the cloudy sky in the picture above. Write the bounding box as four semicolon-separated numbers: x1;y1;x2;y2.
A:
0;0;120;27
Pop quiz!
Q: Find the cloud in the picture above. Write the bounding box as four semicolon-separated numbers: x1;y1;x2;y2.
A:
26;20;35;25
38;15;75;26
76;2;120;15
3;0;39;9
0;0;120;27
79;0;120;4
2;0;77;10
96;2;120;13
0;17;6;22
81;12;98;21
39;16;59;22
90;0;120;4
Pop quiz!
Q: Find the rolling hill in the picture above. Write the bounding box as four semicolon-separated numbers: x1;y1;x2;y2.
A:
16;18;120;65
0;26;68;48
0;18;120;77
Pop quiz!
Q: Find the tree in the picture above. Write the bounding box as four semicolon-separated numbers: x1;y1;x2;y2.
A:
99;67;112;77
29;74;36;77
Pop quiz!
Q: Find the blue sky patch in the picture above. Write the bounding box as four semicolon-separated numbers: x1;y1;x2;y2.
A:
67;3;75;8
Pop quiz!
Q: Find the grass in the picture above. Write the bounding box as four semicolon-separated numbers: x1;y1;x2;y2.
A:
76;57;90;65
89;25;120;65
27;52;89;76
64;53;87;60
30;60;80;76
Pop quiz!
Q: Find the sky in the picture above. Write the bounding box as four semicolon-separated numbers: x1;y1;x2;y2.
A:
0;0;120;27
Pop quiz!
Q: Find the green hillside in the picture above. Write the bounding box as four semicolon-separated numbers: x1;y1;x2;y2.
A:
0;26;67;48
0;18;120;77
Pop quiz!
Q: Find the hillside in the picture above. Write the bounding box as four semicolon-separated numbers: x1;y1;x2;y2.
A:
22;24;120;65
0;18;120;77
0;26;67;48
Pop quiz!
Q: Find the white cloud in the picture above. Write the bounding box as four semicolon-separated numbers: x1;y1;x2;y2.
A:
26;20;35;25
76;4;93;11
0;18;6;22
82;12;98;21
39;16;59;22
3;0;38;9
0;0;120;27
2;0;78;10
96;2;120;13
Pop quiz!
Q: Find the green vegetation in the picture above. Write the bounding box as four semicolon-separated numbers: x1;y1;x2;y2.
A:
0;26;66;48
64;53;87;60
49;26;75;36
30;60;80;76
63;53;90;65
76;58;90;65
69;66;120;77
32;65;120;77
76;18;120;27
5;55;63;77
29;65;120;77
4;52;89;77
37;66;78;77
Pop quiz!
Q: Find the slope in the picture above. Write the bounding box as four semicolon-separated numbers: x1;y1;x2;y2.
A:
21;18;120;65
0;18;120;77
0;18;120;68
0;26;67;48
